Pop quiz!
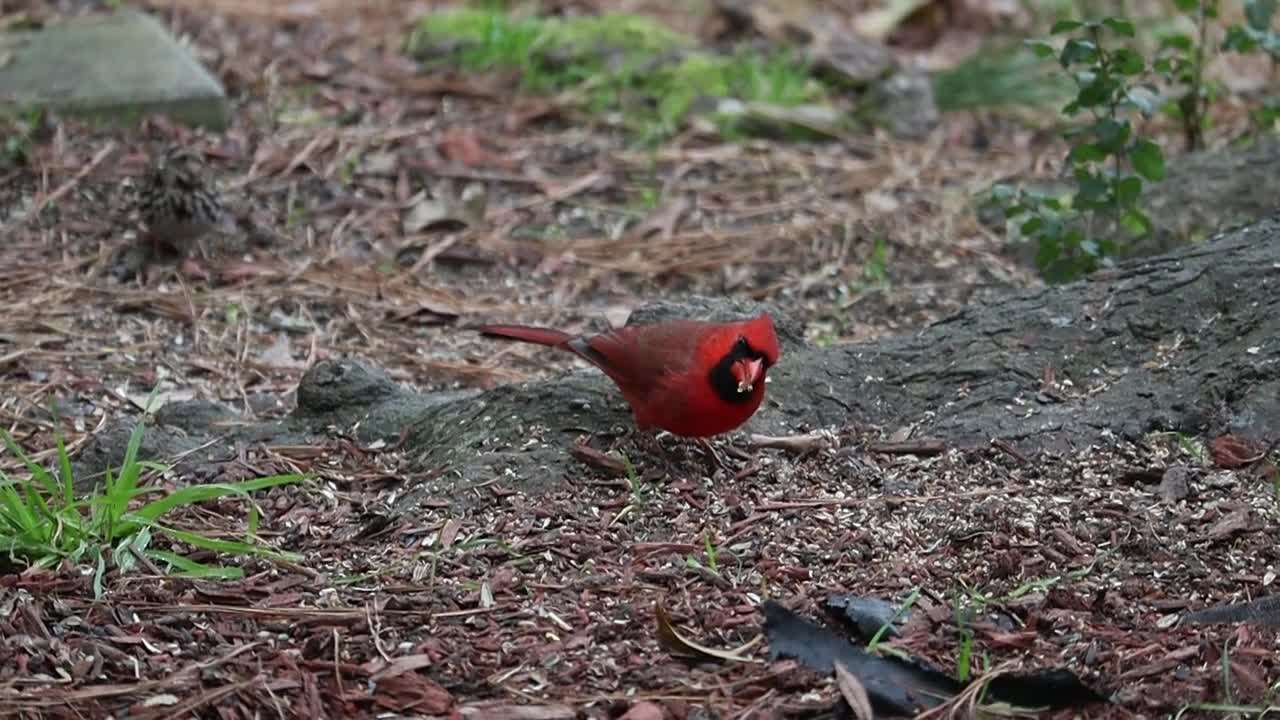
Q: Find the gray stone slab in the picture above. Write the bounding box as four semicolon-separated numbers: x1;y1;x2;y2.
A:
0;9;229;130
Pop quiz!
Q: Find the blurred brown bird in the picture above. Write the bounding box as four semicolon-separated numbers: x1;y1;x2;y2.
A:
137;147;234;260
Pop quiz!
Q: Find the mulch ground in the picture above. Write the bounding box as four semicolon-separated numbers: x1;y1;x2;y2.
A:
0;1;1277;718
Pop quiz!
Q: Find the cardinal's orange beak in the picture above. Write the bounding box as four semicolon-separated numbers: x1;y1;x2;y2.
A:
734;358;764;393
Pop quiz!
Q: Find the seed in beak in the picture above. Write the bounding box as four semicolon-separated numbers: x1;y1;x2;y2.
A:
735;358;763;393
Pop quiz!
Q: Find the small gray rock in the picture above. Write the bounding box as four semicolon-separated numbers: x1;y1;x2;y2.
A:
1158;465;1190;503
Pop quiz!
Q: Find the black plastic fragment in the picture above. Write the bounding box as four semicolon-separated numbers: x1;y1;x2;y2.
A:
761;599;1109;716
823;594;907;641
762;600;958;716
1183;594;1280;627
985;667;1109;708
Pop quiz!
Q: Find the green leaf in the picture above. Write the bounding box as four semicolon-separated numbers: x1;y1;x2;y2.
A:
1025;40;1056;58
1131;139;1166;181
1021;216;1045;235
1246;0;1278;30
1051;19;1085;34
1060;38;1098;66
1173;0;1199;11
1115;175;1143;206
1074;173;1112;208
1069;143;1107;164
1110;48;1145;75
1222;26;1259;52
1077;76;1118;107
1102;17;1136;36
1093;118;1131;152
1161;33;1194;51
1035;234;1063;270
1122;209;1155;235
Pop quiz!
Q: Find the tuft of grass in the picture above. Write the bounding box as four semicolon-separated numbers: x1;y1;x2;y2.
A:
407;8;823;142
409;9;687;89
1;106;45;168
0;406;307;597
684;529;721;576
934;42;1074;111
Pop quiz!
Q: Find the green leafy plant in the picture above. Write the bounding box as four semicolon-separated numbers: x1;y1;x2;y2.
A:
2;106;45;168
0;408;307;597
1223;0;1280;59
1224;0;1280;136
1251;97;1280;132
861;236;891;289
1154;0;1220;151
685;530;729;583
1002;18;1166;282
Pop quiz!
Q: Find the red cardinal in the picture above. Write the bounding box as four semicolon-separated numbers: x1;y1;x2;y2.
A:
475;313;780;438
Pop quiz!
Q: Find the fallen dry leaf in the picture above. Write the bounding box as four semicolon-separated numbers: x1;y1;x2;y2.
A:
569;440;629;477
1209;434;1266;468
258;333;305;369
654;603;762;663
437;127;514;170
834;661;875;720
618;700;667;720
365;653;435;681
1203;509;1259;541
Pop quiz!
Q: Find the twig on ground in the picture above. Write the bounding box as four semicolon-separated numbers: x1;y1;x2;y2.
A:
867;438;948;456
748;429;838;454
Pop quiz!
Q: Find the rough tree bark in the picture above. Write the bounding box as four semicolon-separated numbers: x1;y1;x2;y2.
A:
75;218;1280;504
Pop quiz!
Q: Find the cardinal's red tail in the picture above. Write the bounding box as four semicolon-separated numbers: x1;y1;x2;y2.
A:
474;324;575;348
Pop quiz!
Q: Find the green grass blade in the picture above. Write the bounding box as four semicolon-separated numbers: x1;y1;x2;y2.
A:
0;532;64;561
114;419;148;493
56;432;74;507
98;420;149;542
1;430;60;497
131;474;308;526
89;466;111;535
246;503;260;543
21;481;59;528
0;481;38;533
151;523;304;563
112;525;152;575
148;549;246;579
